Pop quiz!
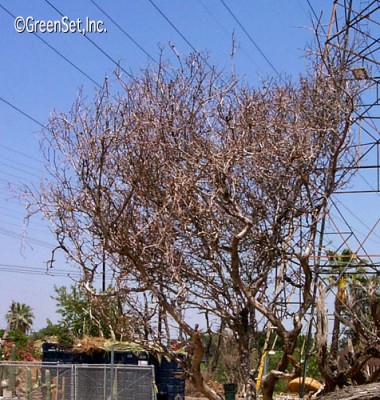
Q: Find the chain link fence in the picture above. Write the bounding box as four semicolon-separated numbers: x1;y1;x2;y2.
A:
0;362;155;400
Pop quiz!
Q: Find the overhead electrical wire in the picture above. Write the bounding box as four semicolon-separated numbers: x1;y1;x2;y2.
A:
0;226;55;249
0;1;137;137
0;195;24;206
0;4;103;90
0;169;37;183
1;155;44;174
147;0;218;72
90;0;159;66
0;214;48;233
0;1;102;259
43;0;134;80
0;205;29;217
2;2;376;257
0;95;48;130
0;161;42;180
0;101;47;150
0;145;43;164
296;0;310;19
197;0;263;75
0;217;47;237
306;0;327;36
0;263;84;278
147;0;201;54
219;0;281;77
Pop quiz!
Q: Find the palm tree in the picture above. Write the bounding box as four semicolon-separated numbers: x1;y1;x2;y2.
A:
326;249;373;355
6;301;34;334
326;249;351;357
319;249;380;390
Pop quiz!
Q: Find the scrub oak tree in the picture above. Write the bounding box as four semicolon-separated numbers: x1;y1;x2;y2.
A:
26;52;358;400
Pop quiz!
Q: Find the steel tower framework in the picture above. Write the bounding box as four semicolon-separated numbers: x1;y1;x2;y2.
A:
319;0;380;275
275;0;380;326
298;2;380;393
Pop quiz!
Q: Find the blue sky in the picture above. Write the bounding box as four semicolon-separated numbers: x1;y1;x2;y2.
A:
0;1;378;331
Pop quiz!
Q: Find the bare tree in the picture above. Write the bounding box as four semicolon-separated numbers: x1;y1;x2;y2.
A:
25;51;358;399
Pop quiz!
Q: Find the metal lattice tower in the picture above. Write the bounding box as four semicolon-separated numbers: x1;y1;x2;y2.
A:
278;1;380;319
299;3;380;391
321;0;380;270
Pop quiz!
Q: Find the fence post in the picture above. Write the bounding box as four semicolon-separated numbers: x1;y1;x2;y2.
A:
72;365;76;400
110;345;115;400
25;367;32;400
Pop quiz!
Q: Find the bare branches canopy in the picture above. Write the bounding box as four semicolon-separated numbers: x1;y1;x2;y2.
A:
26;53;359;399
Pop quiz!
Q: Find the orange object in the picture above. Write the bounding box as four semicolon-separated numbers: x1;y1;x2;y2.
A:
288;377;322;393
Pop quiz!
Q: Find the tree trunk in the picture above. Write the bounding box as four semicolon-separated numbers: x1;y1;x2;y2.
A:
261;374;276;400
188;331;223;400
238;338;256;399
331;290;344;358
211;321;224;373
316;284;340;392
319;382;380;400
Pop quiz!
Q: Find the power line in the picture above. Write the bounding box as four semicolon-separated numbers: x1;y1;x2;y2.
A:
0;161;42;180
43;0;134;80
296;0;311;19
0;154;44;173
148;0;199;53
0;227;55;249
305;0;328;37
306;0;323;23
0;5;124;160
147;0;217;72
0;145;43;164
90;0;159;66
0;182;24;197
0;219;48;238
219;0;281;77
197;0;262;75
0;96;47;130
0;205;28;217
0;195;24;206
0;263;101;280
0;263;82;278
0;213;48;232
0;168;38;183
0;98;47;146
0;4;102;90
